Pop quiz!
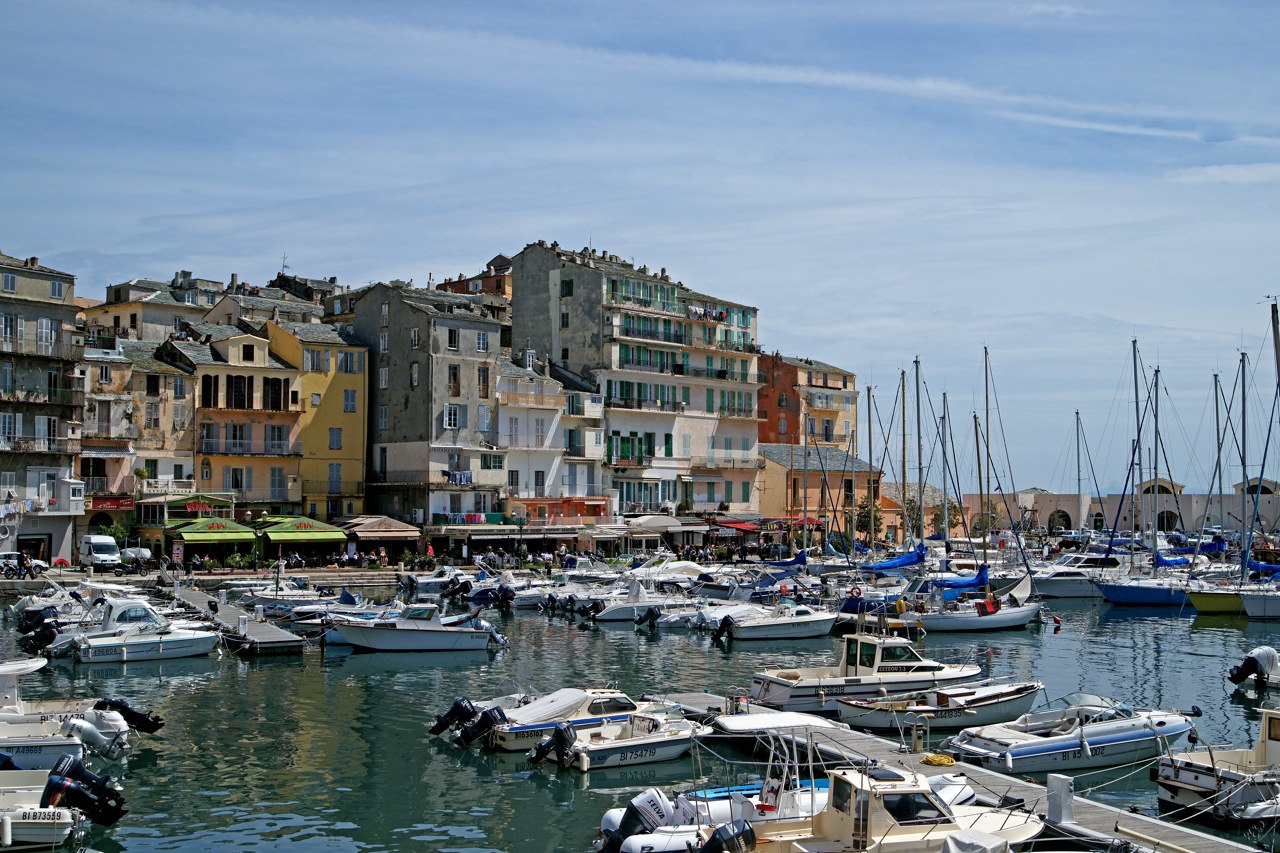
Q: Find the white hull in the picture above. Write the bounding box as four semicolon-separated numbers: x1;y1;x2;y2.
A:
751;670;982;716
338;622;492;652
901;601;1041;632
75;630;220;663
1241;591;1280;620
0;735;85;770
1030;575;1102;598
725;613;837;640
837;681;1042;731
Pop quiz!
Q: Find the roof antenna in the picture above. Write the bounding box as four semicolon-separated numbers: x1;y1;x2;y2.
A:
280;253;290;272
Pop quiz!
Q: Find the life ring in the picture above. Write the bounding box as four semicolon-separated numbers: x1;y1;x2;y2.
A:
0;525;8;539
999;539;1006;549
53;558;70;568
779;583;790;596
851;586;862;599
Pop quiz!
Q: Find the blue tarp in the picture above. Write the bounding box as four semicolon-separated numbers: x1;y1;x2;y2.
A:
931;565;989;589
825;540;867;557
763;551;807;568
1250;559;1280;576
864;544;927;571
1155;552;1191;568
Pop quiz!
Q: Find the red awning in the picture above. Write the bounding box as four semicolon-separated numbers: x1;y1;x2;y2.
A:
716;521;761;532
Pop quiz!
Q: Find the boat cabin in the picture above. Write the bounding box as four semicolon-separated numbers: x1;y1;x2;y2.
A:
840;634;938;678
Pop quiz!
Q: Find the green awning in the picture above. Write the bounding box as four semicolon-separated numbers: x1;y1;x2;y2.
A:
264;529;348;543
179;530;257;543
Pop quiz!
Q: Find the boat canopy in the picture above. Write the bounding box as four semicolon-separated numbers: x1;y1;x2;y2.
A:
864;544;926;571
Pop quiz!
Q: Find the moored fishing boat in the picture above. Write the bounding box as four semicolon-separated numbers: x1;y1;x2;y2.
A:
714;601;837;641
835;679;1043;731
526;711;709;771
749;632;982;717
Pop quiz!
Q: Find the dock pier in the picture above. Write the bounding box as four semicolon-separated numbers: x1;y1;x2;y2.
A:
164;581;306;656
666;692;1251;853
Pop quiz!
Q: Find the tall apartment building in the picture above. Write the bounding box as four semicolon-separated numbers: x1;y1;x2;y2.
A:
511;241;761;516
0;252;85;562
81;338;140;533
758;355;858;447
354;283;503;530
156;322;304;519
263;321;368;522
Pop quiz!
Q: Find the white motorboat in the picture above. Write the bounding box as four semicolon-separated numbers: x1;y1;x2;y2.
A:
1154;703;1280;824
0;656;163;736
0;756;129;831
69;600;221;663
526;711;709;771
598;769;978;853
896;571;1042;632
0;713;130;768
330;604;506;652
33;597;210;658
946;692;1197;773
836;679;1044;731
1028;552;1131;598
591;579;694;622
653;602;769;630
436;687;669;751
678;764;1043;853
749;633;983;716
713;601;838;641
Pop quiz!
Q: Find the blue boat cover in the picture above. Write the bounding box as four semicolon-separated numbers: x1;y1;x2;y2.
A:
864;545;926;571
763;551;808;568
1154;552;1190;568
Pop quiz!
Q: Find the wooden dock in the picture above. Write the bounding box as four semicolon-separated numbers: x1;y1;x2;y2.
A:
666;692;1251;853
167;584;306;656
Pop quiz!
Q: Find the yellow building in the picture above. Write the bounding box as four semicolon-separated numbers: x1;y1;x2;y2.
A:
264;321;368;522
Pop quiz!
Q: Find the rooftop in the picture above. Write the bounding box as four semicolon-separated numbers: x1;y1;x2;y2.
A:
758;443;878;474
0;251;74;278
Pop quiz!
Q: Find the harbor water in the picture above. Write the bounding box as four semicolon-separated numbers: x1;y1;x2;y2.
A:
5;597;1278;852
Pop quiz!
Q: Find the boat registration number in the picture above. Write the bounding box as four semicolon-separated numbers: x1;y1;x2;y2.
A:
21;810;64;821
619;748;658;762
91;647;121;657
1064;746;1105;759
9;746;46;755
39;712;85;723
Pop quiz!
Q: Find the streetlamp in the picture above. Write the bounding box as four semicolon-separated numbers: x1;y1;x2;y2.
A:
515;512;527;570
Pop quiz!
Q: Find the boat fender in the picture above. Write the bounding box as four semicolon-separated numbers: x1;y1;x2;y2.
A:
698;819;757;853
577;753;589;771
851;586;862;599
60;717;129;761
1003;752;1014;772
453;705;507;748
601;788;675;853
93;698;165;734
429;697;479;736
41;772;127;827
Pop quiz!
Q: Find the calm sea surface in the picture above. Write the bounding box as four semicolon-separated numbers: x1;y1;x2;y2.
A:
5;598;1278;852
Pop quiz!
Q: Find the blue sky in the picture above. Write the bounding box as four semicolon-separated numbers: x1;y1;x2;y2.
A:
4;0;1278;497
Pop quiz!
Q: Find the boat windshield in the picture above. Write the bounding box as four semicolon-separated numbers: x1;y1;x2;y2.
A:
403;606;438;621
880;645;923;664
1044;692;1121;712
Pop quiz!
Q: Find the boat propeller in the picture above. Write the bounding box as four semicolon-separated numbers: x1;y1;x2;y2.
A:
60;718;129;761
42;754;128;826
429;697;479;735
94;698;166;734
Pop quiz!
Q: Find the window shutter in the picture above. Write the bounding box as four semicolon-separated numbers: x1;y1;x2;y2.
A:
223;467;232;490
244;467;253;491
458;405;468;428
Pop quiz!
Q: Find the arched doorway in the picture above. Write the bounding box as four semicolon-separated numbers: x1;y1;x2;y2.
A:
1047;509;1072;532
87;511;114;531
1090;512;1105;530
1156;510;1179;532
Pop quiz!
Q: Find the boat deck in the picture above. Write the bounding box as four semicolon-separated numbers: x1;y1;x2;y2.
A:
168;585;306;656
665;692;1250;853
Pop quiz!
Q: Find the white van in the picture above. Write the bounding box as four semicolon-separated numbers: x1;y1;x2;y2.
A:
79;535;122;571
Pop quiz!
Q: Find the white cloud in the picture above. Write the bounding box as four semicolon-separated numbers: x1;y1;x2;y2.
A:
1166;163;1280;184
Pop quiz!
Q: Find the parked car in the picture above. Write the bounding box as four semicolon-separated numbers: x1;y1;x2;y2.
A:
0;552;49;570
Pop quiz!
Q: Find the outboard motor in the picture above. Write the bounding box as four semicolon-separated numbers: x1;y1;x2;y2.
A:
51;753;124;809
633;606;662;628
699;820;757;853
586;600;606;619
453;706;507;748
711;615;735;642
452;579;474;599
93;698;165;734
429;697;479;736
599;788;675;853
1229;646;1279;691
543;593;558;613
18;622;58;654
497;584;516;609
17;605;60;635
60;718;129;761
564;594;578;612
41;764;128;826
527;720;577;766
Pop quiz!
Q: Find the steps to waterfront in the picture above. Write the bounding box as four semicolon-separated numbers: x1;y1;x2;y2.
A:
666;692;1251;853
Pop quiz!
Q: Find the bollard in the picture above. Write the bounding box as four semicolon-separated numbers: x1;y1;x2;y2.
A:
218;589;228;604
1045;774;1076;824
254;604;264;621
237;615;249;635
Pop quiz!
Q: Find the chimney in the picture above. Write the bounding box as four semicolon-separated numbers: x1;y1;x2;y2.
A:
26;257;38;269
230;273;239;288
328;276;337;285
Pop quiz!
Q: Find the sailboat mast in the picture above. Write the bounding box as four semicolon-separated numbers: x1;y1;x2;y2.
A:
802;411;810;553
1076;410;1084;533
915;357;924;543
984;347;991;538
867;384;875;553
1153;367;1161;543
975;413;988;567
848;427;858;555
1240;350;1248;547
901;369;908;548
1214;373;1223;532
941;393;949;544
1132;339;1143;541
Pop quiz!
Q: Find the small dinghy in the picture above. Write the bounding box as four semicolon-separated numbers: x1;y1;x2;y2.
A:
946;691;1197;773
527;711;709;771
331;604;506;652
836;679;1044;731
712;601;838;641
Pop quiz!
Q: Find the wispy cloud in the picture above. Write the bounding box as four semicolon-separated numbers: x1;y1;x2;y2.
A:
1165;163;1280;184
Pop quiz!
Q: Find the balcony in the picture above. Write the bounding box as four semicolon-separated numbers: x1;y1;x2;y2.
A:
0;386;85;407
609;454;652;469
502;434;555;449
689;456;759;470
227;485;302;504
0;435;79;455
559;481;610;497
205;401;302;414
564;394;604;418
199;439;303;456
521;514;612;527
140;478;197;494
0;336;84;361
368;470;428;484
605;397;683;414
84;475;136;495
82;422;140;440
607;325;688;345
499;391;563;408
677;366;764;384
690;500;723;513
604;293;685;317
431;512;506;526
687;336;762;355
302;480;366;496
718;406;758;420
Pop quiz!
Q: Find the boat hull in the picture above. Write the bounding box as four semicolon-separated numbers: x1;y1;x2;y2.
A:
567;733;698;770
950;716;1191;773
900;602;1041;632
75;630;220;663
338;623;493;652
1095;581;1190;607
751;667;984;717
1241;592;1280;620
1185;590;1244;615
726;614;837;640
837;682;1042;731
